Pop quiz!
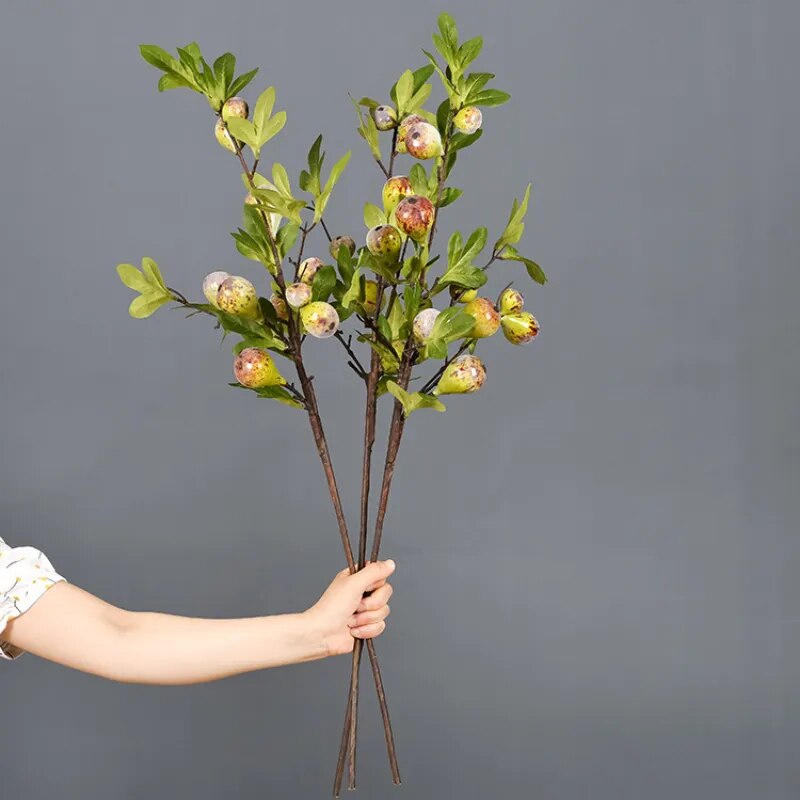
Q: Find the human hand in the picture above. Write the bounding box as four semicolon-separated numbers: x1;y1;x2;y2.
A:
304;560;395;657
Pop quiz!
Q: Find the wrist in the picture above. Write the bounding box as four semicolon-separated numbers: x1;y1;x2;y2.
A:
296;610;330;661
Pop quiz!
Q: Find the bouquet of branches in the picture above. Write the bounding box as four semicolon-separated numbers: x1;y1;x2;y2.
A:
116;11;545;794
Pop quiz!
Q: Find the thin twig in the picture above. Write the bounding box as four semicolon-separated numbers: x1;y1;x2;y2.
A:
334;332;368;378
319;217;334;243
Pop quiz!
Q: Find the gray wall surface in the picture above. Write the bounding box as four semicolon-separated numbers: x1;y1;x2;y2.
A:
2;1;798;798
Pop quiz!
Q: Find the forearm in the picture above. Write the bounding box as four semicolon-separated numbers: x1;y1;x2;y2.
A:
4;582;328;684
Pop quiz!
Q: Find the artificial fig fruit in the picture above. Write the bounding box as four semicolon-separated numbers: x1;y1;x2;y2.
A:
203;271;231;307
269;293;289;321
366;224;402;262
298;257;324;284
233;347;285;388
382;175;414;212
412;308;441;343
498;287;524;316
464;297;501;338
405;121;443;160
360;279;381;316
395;114;425;154
501;312;540;345
433;354;487;396
214;117;239;153
285;282;312;309
395;195;435;241
449;286;478;304
217;276;259;317
221;96;249;121
329;235;356;262
300;301;340;339
371;104;397;131
453;106;483;135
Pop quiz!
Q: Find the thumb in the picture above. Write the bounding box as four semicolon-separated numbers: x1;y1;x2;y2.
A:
350;559;396;593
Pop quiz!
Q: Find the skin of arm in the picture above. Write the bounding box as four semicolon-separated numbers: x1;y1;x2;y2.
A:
2;560;395;685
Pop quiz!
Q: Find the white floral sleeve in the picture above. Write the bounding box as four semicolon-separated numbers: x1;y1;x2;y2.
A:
0;536;66;660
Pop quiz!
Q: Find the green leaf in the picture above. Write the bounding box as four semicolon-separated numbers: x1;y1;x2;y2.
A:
139;45;178;73
276;221;300;259
438;12;460;51
498;246;548;285
350;96;381;161
254;86;276;133
406;82;432;114
449;129;483;153
495;184;532;249
469;88;511;107
315;150;351;222
437;264;487;291
158;73;194;92
341;267;363;309
458;37;483;70
335;245;355;284
271;162;291;197
230;382;303;409
431;307;475;343
117;258;173;319
214;53;236;93
128;292;172;319
141;257;168;292
386;381;446;416
357;96;381;109
228;67;258;97
439;187;462;207
116;263;152;293
364;202;386;229
404;284;422;327
226;117;257;151
257;110;287;150
394;70;414;113
311;265;337;302
409;163;430;196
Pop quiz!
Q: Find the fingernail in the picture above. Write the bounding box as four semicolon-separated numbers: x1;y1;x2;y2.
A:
385;559;396;571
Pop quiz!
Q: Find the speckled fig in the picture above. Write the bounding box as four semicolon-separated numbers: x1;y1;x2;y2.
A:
382;175;414;212
464;297;501;338
233;347;285;388
501;312;540;345
405;121;443;159
395;114;425;154
285;282;312;309
498;287;524;316
214;118;239;153
300;301;340;339
371;104;397;131
203;271;231;307
298;257;324;285
366;224;402;262
269;293;289;321
449;286;478;304
433;354;487;396
217;276;259;317
412;308;441;343
360;280;382;315
221;96;249;121
329;236;356;262
453;106;482;135
395;195;435;241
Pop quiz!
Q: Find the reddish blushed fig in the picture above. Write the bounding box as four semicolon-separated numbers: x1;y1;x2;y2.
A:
298;257;324;285
382;175;414;211
464;297;501;338
433;354;486;396
300;301;340;338
405;121;443;160
498;287;524;316
453;106;482;135
233;347;285;388
217;276;259;317
395;195;435;241
366;224;402;261
329;235;356;262
371;105;397;131
412;308;440;343
269;293;289;321
214;118;239;153
203;271;231;307
221;96;249;121
501;312;540;345
286;282;312;309
360;279;382;315
395;114;425;154
449;286;478;304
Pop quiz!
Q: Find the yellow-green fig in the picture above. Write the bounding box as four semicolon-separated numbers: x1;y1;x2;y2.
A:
366;224;402;261
501;312;540;345
298;257;323;284
433;354;486;396
214;117;239;153
449;286;478;304
382;175;414;212
234;347;285;388
269;293;289;321
203;271;231;307
498;287;524;316
405;122;443;159
329;235;356;262
412;308;440;343
217;276;259;317
395;114;425;154
371;104;397;131
300;301;340;339
285;282;312;309
221;96;249;121
464;297;501;338
453;106;482;135
395;195;435;241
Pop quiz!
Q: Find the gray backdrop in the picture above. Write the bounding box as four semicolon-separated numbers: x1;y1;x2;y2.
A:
2;0;798;798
